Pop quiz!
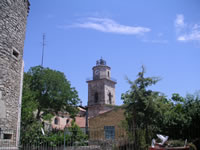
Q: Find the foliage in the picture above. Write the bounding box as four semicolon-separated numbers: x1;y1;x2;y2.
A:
21;121;88;147
21;66;80;143
67;120;88;146
121;66;160;149
23;66;80;121
20;121;44;144
121;66;200;149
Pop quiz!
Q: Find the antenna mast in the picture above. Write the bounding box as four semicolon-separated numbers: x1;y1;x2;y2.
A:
41;33;46;67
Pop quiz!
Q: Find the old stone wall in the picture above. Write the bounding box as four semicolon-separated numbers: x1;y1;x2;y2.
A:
87;79;116;106
88;105;113;118
89;108;126;140
88;80;105;106
104;80;115;105
0;0;29;148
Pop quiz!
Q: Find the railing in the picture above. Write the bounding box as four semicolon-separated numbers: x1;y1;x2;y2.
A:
0;127;199;150
18;128;133;150
86;77;117;83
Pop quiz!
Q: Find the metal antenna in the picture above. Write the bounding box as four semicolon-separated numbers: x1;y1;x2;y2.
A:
41;33;46;67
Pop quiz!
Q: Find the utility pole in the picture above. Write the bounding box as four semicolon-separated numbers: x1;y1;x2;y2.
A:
41;33;46;67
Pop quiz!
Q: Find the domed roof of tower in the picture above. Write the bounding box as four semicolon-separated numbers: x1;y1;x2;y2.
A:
96;57;107;66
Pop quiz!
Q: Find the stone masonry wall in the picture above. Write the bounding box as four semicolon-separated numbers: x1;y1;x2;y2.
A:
0;0;29;148
89;108;126;140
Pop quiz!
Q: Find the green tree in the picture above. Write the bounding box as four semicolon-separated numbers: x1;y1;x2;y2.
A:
21;66;80;142
24;66;79;120
121;66;160;149
67;120;88;146
158;93;189;139
184;93;200;148
157;92;200;149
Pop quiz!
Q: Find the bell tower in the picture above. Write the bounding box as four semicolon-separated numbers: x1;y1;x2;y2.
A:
87;58;117;117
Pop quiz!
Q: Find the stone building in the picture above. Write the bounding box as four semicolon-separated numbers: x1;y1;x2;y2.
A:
86;59;126;140
86;58;117;118
0;0;30;149
89;107;125;140
51;106;87;131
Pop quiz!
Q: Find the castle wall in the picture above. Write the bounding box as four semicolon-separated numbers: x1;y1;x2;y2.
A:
0;0;29;148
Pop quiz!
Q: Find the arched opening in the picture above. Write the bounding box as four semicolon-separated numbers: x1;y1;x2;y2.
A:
95;92;98;103
108;92;112;104
108;71;110;77
54;117;59;125
66;119;70;125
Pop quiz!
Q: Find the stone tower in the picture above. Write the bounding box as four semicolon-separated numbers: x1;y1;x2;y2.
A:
0;0;30;149
87;58;117;118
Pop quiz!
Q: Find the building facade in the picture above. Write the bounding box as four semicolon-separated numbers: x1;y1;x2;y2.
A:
51;106;86;131
0;0;30;148
89;107;125;140
87;58;117;118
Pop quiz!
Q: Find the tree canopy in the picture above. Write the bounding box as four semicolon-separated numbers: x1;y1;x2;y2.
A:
21;66;80;141
121;66;200;150
24;66;80;120
122;66;160;149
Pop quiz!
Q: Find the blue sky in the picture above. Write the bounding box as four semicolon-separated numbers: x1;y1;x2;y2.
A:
24;0;200;105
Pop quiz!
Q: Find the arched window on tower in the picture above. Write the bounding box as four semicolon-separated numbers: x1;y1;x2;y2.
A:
54;117;59;125
95;92;98;103
108;92;112;104
108;71;110;78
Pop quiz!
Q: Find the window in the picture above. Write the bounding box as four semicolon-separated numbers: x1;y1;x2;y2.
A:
4;133;12;140
12;48;19;59
104;126;115;140
95;92;98;103
54;118;59;125
66;119;70;125
108;92;112;104
108;71;110;77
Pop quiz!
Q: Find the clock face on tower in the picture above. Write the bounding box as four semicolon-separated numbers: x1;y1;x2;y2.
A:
95;69;99;75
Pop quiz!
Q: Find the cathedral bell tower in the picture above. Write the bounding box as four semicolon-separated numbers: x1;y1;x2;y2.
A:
87;58;117;117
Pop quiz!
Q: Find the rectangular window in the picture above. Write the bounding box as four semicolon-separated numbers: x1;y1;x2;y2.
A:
13;49;19;58
4;133;12;140
104;126;115;140
12;47;20;60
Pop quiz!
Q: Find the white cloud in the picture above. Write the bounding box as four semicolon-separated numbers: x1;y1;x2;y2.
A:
175;14;200;42
178;30;200;42
175;14;185;28
73;17;151;35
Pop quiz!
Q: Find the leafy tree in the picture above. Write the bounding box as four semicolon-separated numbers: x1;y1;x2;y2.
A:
184;93;200;149
121;66;160;149
23;66;80;121
21;66;80;142
158;94;189;139
66;120;88;146
121;66;200;149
